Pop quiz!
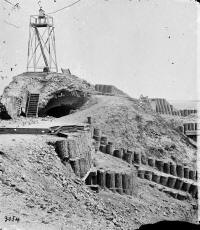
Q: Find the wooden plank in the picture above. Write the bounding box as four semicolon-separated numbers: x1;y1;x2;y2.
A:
49;125;86;134
0;125;89;135
185;130;198;136
0;128;50;134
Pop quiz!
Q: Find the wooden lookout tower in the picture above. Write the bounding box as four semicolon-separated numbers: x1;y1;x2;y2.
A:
27;8;58;73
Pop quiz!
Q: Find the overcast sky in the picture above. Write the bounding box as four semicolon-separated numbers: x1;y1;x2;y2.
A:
0;0;199;100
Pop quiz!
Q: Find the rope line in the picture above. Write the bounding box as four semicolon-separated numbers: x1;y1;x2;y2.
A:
3;20;20;28
3;0;20;8
3;0;15;6
48;0;82;14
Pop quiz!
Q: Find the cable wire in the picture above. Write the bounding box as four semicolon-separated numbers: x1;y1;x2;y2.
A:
4;20;20;28
3;0;14;6
48;0;82;14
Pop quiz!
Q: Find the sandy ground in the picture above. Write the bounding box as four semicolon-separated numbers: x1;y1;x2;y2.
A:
0;95;198;229
0;132;197;229
1;95;196;167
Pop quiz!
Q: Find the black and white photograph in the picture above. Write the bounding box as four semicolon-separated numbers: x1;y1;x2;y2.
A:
0;0;199;229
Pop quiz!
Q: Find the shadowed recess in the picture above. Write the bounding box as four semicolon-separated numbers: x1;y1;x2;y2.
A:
137;221;199;230
40;89;89;117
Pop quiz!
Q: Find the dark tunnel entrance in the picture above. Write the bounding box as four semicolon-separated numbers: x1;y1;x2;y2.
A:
46;105;73;118
41;90;89;118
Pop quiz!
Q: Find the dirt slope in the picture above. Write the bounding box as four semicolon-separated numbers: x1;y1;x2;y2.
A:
1;95;196;168
50;95;196;167
0;135;116;229
0;134;197;229
0;83;197;229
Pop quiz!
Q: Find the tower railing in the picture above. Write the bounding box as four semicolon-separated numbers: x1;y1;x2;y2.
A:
27;10;58;73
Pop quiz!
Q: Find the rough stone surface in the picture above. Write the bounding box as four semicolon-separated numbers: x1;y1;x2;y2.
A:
1;72;95;118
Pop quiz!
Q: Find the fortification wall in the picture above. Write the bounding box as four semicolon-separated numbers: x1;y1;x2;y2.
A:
180;109;197;117
91;127;198;200
86;170;135;195
150;98;180;115
150;98;197;117
183;123;199;132
55;131;94;178
95;84;128;97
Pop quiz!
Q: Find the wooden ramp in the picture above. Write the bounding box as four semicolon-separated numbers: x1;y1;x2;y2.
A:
25;93;40;117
